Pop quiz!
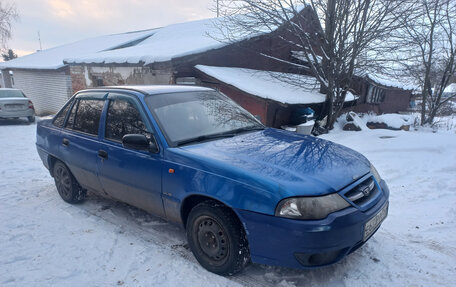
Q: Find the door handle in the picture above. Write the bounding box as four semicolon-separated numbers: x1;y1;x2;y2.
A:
62;138;69;146
98;150;108;159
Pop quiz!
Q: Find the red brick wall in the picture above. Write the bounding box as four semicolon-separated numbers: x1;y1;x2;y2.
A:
69;66;87;93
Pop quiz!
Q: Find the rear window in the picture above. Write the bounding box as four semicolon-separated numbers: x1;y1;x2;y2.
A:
65;99;104;136
0;89;25;99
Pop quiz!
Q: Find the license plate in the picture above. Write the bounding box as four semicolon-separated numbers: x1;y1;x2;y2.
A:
363;202;388;241
5;104;24;111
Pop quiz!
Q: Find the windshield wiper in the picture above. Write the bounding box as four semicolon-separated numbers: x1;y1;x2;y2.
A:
176;126;265;147
230;125;265;134
176;132;236;146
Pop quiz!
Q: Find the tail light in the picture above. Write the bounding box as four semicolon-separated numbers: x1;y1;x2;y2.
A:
28;100;35;110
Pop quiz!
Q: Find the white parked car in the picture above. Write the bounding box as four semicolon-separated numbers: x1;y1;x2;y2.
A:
0;88;35;123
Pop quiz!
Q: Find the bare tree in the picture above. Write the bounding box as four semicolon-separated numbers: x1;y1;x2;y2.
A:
0;1;18;50
215;0;413;129
394;0;456;125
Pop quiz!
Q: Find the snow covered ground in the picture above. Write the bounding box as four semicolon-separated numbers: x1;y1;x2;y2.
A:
1;118;455;287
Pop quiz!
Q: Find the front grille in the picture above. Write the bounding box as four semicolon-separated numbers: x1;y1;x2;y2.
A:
343;177;379;208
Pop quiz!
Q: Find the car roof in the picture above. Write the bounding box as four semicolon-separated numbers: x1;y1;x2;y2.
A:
80;85;214;96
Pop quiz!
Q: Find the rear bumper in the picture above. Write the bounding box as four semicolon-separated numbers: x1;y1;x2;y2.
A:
235;180;389;269
0;109;35;118
36;146;51;171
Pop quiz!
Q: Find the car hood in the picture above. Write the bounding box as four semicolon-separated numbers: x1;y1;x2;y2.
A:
171;128;370;197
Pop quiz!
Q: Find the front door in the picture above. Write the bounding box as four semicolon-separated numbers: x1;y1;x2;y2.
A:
97;94;165;218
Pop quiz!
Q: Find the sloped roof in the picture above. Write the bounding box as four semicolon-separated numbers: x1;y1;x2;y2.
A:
65;17;243;66
443;83;456;94
195;65;356;105
365;73;415;91
0;16;279;70
1;4;315;71
0;29;157;70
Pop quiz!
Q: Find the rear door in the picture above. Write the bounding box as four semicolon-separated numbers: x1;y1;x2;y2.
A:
97;93;165;217
59;93;106;192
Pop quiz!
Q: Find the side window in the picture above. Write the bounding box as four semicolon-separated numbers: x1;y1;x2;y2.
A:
105;98;149;142
65;99;104;136
53;100;73;127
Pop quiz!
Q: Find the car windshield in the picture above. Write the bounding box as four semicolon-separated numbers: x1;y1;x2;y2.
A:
0;89;25;99
145;91;264;146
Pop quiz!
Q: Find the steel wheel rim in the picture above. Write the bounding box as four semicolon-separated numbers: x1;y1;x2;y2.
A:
195;216;229;264
55;166;71;198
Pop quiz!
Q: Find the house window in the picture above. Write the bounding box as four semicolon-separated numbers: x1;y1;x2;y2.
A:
96;77;104;87
366;84;385;104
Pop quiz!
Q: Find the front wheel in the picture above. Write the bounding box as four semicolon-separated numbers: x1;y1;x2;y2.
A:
53;161;85;203
186;200;250;275
28;116;35;123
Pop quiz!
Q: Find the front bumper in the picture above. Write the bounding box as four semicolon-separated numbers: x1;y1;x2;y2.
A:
235;180;389;269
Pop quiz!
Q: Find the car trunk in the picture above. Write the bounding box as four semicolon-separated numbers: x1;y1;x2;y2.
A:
0;98;30;112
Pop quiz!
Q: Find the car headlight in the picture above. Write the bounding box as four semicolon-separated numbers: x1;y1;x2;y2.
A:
275;194;350;220
370;163;382;183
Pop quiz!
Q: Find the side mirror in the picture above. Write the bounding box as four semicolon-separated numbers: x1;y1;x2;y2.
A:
122;134;159;153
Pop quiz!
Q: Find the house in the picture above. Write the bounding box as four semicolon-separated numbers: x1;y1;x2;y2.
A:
0;6;412;127
195;65;357;127
0;6;322;118
347;73;414;114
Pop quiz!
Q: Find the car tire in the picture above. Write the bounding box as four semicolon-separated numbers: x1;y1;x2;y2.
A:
186;200;250;276
28;116;35;123
53;161;86;203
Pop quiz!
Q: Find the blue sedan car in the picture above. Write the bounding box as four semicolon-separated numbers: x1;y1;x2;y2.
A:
36;86;389;275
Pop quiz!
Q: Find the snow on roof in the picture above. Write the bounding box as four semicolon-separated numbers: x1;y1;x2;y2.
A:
364;73;415;91
1;16;279;70
290;53;416;91
64;17;236;65
0;29;157;70
291;50;322;64
443;83;456;94
195;65;356;105
1;6;310;70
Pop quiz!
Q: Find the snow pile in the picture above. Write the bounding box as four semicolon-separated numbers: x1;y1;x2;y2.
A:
196;65;357;104
363;113;413;129
335;113;415;130
349;112;369;131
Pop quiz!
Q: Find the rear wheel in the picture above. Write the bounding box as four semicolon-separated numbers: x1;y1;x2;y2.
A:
53;161;85;203
28;116;35;123
186;200;250;275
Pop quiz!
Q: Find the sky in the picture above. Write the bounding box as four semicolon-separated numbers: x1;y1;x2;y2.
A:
7;0;215;57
